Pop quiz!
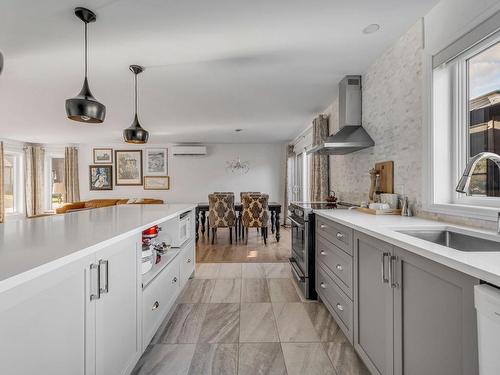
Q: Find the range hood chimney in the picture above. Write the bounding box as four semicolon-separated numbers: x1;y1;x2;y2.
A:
307;75;374;155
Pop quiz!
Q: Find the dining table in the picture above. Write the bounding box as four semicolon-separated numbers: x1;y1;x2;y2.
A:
195;202;282;242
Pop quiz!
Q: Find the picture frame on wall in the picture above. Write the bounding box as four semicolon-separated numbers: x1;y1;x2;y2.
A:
144;176;170;190
93;148;113;164
145;148;168;176
89;165;113;191
115;150;143;186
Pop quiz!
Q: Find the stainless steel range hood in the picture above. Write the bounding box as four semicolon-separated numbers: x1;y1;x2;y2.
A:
307;75;374;155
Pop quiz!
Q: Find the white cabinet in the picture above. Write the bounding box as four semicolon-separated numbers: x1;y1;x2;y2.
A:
93;237;141;375
179;239;195;289
0;255;93;375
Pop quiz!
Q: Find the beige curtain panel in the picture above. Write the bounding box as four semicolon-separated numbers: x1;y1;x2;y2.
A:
64;146;80;203
310;115;330;201
24;145;45;217
0;142;4;223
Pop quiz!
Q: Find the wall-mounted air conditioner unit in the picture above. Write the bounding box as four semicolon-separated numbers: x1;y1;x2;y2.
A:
171;146;207;156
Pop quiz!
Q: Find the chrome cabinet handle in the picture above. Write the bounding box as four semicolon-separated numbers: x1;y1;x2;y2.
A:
172;277;178;284
336;232;344;240
320;224;327;229
152;301;160;310
390;256;399;289
320;282;326;289
336;264;343;271
90;263;100;301
320;250;326;256
336;303;344;311
381;253;390;284
99;259;109;294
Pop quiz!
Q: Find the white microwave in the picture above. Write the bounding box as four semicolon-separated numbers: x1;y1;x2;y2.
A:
159;210;192;248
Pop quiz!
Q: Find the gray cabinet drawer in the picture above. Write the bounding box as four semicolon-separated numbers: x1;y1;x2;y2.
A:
316;216;353;255
317;263;353;343
317;234;353;298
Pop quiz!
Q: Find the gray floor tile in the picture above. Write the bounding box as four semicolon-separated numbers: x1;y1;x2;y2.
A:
281;342;335;375
241;278;271;302
268;279;301;302
273;302;320;342
242;263;267;278
217;263;242;279
264;263;291;278
195;264;221;279
198;303;240;343
187;343;238;375
240;303;279;342
155;304;208;344
210;279;241;303
239;343;287;375
303;302;339;342
324;331;370;375
131;344;195;375
178;279;215;303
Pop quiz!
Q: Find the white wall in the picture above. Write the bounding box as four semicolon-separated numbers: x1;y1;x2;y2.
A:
78;143;286;206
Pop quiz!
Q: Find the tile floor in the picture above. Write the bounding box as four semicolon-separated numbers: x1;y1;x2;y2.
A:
132;262;370;375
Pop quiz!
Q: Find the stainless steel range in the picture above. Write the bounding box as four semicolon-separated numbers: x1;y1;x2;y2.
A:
288;201;357;299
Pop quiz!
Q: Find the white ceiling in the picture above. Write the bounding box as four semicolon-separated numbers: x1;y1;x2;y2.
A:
0;0;438;144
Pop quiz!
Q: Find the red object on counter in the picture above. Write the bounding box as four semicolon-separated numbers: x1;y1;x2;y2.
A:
142;225;159;238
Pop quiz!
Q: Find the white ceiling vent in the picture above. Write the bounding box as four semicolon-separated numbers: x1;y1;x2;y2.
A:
172;146;207;156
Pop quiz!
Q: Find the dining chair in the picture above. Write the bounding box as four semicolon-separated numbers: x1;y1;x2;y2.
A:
241;193;269;245
239;192;260;238
208;193;236;244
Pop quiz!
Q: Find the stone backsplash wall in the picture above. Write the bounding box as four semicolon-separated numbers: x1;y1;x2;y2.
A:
327;21;423;207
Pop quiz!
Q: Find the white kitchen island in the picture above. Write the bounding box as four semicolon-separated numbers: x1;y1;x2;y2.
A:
0;203;196;375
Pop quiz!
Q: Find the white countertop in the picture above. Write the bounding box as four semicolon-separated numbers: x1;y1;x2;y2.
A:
314;209;500;287
0;203;196;292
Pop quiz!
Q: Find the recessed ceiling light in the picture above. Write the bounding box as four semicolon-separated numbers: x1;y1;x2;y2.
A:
363;24;380;34
235;129;243;132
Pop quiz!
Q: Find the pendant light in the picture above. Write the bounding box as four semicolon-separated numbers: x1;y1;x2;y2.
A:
123;65;149;144
65;7;106;123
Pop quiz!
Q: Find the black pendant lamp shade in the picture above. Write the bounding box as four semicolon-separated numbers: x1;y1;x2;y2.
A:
65;7;106;123
123;65;149;144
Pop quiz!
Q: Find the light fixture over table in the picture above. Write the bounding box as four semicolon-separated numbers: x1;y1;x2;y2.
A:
123;65;149;144
65;7;106;123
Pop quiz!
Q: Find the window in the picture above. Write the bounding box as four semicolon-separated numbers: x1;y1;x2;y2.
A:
467;42;500;196
429;25;500;219
48;156;65;210
3;152;22;216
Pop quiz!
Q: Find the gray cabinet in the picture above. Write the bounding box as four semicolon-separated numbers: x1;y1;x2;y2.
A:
353;233;394;375
353;231;479;375
393;246;479;375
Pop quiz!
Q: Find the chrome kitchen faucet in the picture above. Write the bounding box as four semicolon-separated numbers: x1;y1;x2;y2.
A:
456;152;500;233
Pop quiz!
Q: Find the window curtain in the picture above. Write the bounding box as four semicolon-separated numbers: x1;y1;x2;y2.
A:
283;144;295;226
310;115;330;201
0;142;4;223
64;146;80;203
24;145;45;217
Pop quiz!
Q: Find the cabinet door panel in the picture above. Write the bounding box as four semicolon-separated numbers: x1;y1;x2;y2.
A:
0;256;92;375
180;239;195;289
354;233;393;375
95;236;140;375
393;247;479;375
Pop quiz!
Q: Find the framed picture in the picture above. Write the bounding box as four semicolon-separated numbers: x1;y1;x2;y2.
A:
115;150;143;186
144;176;170;190
145;148;168;176
89;165;113;191
93;148;113;164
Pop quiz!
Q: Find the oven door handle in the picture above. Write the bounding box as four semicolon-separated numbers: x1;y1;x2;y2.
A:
289;258;306;282
288;216;305;229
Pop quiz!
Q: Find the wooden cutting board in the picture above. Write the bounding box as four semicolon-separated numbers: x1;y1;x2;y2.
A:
375;161;394;194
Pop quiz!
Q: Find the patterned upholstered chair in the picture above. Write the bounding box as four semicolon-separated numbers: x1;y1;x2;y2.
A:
241;193;269;245
239;192;260;238
208;193;237;244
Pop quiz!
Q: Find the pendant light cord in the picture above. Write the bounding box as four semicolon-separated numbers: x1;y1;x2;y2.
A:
135;73;138;115
84;23;88;78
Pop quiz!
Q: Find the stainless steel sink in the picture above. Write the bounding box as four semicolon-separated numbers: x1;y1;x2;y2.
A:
396;228;500;252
